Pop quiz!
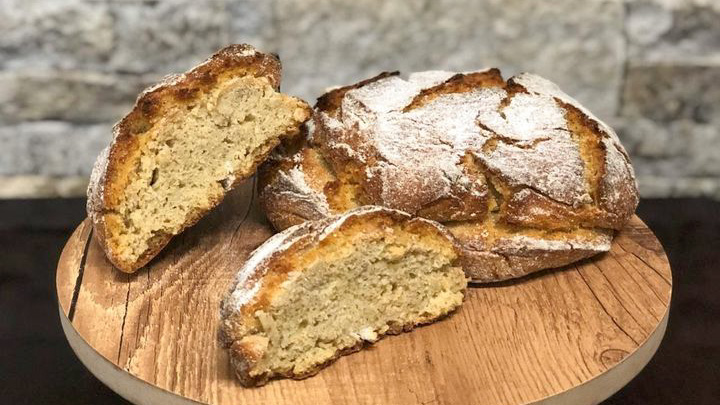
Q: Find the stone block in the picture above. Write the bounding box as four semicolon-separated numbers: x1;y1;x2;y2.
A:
0;175;88;198
0;0;229;74
106;0;228;73
637;175;720;199
616;117;720;178
271;0;624;118
0;122;111;177
0;0;113;70
621;64;720;124
627;1;720;64
670;177;720;198
0;71;157;124
636;175;674;198
227;0;274;52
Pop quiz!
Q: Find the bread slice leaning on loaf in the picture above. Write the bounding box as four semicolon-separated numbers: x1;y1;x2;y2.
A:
220;206;467;386
87;44;312;273
258;69;639;282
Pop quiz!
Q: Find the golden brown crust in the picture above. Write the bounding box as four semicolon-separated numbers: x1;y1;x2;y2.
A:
403;68;506;112
459;245;603;283
87;44;311;272
449;219;614;282
258;69;639;282
315;71;399;113
257;129;332;232
230;335;271;386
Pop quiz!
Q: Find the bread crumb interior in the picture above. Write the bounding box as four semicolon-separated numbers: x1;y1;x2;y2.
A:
110;76;304;266
239;222;465;379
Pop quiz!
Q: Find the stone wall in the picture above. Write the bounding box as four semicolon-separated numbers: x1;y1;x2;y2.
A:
1;0;718;198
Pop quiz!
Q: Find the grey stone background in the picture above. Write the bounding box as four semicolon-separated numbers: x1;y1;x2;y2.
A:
0;0;718;199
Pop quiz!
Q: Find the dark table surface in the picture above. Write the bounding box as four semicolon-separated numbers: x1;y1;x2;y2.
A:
0;198;718;404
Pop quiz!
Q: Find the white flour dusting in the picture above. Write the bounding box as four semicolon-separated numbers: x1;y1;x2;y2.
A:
263;69;637;274
316;69;606;210
276;167;331;216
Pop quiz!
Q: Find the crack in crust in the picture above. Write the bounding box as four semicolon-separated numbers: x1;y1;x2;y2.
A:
402;69;506;112
259;69;638;282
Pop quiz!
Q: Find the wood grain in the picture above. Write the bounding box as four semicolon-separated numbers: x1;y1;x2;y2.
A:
56;178;672;405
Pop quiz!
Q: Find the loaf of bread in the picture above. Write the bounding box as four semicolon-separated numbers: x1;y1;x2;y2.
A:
220;206;466;386
259;69;639;282
87;44;312;272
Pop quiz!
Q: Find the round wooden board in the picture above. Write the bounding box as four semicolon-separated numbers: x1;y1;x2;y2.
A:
56;179;672;405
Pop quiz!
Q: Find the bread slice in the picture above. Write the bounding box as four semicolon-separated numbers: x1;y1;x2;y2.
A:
87;44;312;272
220;206;467;386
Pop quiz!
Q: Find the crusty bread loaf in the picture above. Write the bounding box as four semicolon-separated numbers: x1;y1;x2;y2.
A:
220;206;466;386
259;69;639;282
87;44;312;272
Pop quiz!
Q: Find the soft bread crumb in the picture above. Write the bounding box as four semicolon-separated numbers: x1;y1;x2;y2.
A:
106;76;307;268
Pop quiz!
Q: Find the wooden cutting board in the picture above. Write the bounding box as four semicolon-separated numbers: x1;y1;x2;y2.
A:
56;178;672;405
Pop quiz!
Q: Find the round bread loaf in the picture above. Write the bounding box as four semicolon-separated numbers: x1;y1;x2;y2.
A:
259;69;639;282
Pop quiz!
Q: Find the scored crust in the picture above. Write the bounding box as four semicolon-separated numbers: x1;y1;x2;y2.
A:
258;69;639;282
88;44;312;272
220;205;464;386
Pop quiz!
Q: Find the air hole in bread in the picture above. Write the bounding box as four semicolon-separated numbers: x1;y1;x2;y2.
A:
148;168;159;187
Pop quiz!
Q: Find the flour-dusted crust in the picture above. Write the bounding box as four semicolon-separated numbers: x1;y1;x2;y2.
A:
451;222;614;282
220;206;460;386
259;69;639;282
88;44;312;272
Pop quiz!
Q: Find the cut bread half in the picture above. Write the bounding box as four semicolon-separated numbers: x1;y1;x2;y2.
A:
87;44;312;272
220;206;467;386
